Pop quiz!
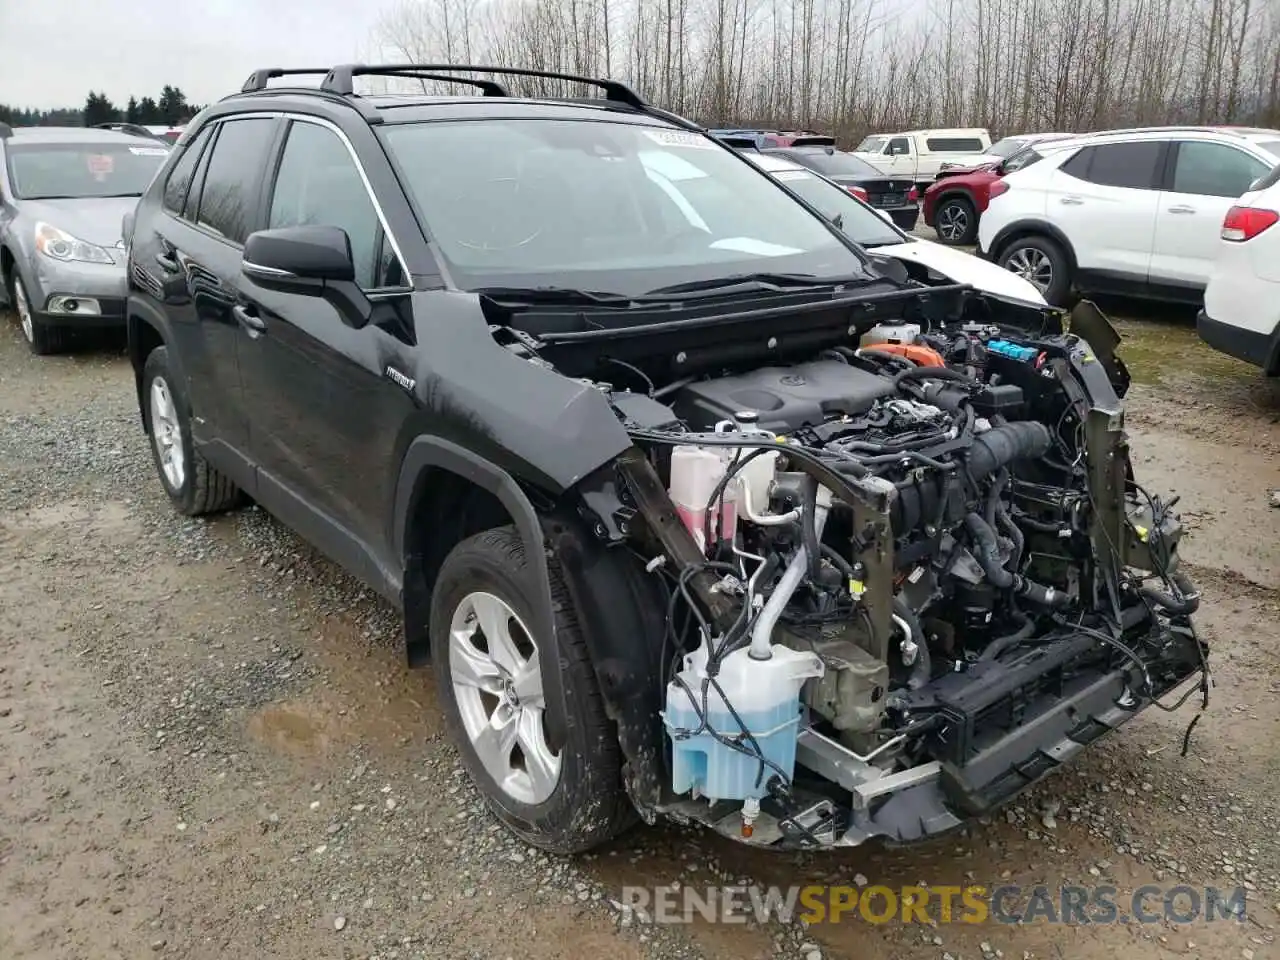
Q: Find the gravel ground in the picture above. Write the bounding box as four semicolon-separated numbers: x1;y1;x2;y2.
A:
0;304;1277;960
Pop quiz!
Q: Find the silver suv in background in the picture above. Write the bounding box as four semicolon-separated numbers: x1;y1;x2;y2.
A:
0;124;170;354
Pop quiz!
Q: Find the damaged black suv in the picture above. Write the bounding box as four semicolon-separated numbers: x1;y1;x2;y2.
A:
125;64;1207;854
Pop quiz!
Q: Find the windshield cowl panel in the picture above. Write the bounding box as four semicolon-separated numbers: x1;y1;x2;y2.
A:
381;119;872;298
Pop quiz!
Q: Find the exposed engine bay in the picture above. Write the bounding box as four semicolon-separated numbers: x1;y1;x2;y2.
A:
488;285;1209;849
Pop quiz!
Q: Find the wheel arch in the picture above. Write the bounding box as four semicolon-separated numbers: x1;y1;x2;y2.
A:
988;218;1080;273
126;297;177;431
393;436;568;749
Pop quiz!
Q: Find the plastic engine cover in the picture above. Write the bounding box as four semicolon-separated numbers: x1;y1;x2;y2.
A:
673;360;896;433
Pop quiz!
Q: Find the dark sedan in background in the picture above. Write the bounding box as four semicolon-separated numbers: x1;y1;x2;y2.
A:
759;138;920;230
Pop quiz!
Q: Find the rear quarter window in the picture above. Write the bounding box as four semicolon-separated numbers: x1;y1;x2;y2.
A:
162;126;213;215
926;137;985;152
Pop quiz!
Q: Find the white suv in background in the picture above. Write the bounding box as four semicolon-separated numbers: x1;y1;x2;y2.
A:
977;126;1280;304
1198;162;1280;374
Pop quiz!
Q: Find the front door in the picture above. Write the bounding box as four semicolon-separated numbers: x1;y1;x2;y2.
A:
235;117;417;588
1150;140;1272;293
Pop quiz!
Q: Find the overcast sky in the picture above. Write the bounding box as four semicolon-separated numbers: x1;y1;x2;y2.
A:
0;0;385;109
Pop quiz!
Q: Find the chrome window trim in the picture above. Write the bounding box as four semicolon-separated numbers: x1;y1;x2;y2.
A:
191;111;413;287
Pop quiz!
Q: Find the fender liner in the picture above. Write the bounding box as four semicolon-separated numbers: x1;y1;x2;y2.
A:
392;435;567;749
987;218;1079;271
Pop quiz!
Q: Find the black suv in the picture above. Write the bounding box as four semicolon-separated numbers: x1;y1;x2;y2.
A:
126;65;1205;856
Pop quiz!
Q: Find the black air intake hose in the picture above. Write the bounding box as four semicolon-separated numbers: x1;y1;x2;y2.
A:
892;422;1053;531
965;512;1072;607
1139;570;1201;616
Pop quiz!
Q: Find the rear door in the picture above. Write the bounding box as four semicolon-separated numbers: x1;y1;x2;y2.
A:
148;117;279;464
236;117;417;584
1149;140;1271;293
1044;140;1165;283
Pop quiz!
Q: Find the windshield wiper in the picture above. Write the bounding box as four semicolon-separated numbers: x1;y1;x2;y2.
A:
474;285;633;306
642;271;868;297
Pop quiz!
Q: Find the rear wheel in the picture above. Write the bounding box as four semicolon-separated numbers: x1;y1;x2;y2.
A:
935;196;978;245
998;235;1071;305
430;525;635;853
142;346;242;516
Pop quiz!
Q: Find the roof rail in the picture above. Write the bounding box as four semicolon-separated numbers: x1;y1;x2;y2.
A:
94;121;164;140
242;68;333;93
352;69;509;97
322;63;648;110
0;122;11;139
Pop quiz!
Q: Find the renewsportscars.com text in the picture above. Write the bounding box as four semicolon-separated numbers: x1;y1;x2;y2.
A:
619;884;1248;926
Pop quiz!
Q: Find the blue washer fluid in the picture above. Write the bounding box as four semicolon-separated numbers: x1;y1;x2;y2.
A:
663;643;824;802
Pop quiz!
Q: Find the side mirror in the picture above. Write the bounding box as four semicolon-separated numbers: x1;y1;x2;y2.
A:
242;225;372;328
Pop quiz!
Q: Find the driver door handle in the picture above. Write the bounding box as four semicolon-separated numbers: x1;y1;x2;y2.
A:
1168;204;1196;214
233;304;267;337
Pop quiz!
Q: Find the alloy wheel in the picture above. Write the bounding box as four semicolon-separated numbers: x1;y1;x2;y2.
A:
1005;246;1054;292
449;590;561;805
149;376;187;490
13;276;33;344
938;203;969;241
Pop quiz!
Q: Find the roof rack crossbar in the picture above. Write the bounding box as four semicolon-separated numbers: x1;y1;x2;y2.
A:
361;70;509;97
242;68;334;94
321;63;647;109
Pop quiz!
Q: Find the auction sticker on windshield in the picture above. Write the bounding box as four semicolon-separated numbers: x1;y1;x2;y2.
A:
87;154;114;175
129;146;170;157
643;129;716;149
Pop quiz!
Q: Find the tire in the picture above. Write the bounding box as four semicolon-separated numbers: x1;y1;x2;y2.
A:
934;196;978;246
430;525;635;854
998;235;1072;305
8;271;67;356
141;346;242;516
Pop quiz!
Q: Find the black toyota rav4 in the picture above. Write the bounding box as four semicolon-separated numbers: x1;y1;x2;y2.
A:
125;64;1207;855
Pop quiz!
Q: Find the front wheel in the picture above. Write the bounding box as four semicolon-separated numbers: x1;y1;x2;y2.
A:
935;197;978;245
430;526;635;853
998;235;1072;305
9;272;66;355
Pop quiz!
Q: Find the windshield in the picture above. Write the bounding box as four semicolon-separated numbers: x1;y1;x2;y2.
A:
381;120;867;296
782;148;881;177
6;141;169;200
986;138;1028;159
769;168;904;247
855;136;887;154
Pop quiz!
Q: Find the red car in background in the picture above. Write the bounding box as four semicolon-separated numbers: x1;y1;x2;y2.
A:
923;144;1052;245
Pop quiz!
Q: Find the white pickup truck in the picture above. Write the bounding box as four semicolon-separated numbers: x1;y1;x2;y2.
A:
851;128;992;190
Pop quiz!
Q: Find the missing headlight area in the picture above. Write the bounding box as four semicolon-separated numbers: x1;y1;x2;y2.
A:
521;291;1209;850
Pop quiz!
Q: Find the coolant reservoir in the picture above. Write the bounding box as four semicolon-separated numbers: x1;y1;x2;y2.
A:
860;321;921;347
663;643;824;802
669;446;736;552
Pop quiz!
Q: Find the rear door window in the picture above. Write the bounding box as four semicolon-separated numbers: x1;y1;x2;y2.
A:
162;126;213;216
1060;141;1164;190
1171;141;1269;198
189;117;276;245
